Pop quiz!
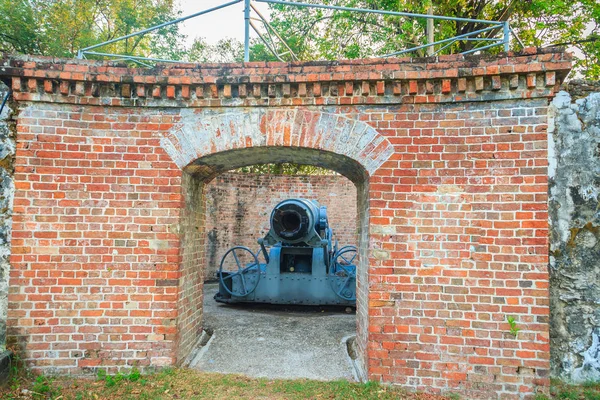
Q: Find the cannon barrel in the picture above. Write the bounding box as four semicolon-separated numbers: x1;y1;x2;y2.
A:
266;199;328;245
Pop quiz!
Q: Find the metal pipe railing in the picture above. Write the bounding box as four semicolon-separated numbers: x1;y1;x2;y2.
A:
0;91;10;116
77;0;242;58
381;25;498;57
254;0;503;25
82;51;182;64
76;0;511;65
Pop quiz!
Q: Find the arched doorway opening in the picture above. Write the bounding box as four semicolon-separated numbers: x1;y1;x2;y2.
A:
176;146;371;379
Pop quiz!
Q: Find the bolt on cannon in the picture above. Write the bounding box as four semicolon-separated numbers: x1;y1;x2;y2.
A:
214;198;357;306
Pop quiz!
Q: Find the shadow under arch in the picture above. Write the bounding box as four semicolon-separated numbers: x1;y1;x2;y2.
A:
177;145;371;380
184;146;368;185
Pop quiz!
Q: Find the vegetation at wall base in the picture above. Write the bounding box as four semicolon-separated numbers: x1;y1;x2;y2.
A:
0;367;453;400
534;379;600;400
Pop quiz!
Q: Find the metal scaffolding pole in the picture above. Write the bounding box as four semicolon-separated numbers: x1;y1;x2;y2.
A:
244;0;251;62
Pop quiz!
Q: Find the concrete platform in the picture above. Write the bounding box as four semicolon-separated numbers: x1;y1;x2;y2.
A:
189;283;357;381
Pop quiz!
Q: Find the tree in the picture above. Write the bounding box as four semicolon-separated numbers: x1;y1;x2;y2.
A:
186;37;245;63
258;0;600;78
237;163;334;175
0;0;185;60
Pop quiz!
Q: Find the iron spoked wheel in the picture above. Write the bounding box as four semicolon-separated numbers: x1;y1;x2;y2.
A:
218;246;261;297
330;246;358;301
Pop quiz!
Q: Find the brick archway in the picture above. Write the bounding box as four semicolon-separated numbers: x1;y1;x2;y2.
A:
162;108;393;180
1;50;571;398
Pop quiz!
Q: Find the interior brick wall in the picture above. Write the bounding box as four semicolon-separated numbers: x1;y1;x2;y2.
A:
203;172;357;281
177;174;205;363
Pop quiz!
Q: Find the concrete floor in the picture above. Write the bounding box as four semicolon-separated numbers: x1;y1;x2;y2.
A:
189;282;357;381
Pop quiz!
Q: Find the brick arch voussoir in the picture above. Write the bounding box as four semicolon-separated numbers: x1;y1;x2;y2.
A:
160;108;394;176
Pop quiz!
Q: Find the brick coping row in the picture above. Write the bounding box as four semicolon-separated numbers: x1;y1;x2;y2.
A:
0;48;571;107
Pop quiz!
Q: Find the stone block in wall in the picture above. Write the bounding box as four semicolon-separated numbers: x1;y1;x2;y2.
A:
0;81;15;351
549;89;600;382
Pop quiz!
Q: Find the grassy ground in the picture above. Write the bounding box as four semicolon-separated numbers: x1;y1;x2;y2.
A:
0;367;451;400
3;366;600;400
538;379;600;400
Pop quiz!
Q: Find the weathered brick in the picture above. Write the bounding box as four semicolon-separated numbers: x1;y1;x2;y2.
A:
121;83;131;98
253;84;261;98
43;80;53;94
136;84;146;98
313;82;321;97
298;83;306;97
181;85;190;99
491;75;501;90
527;73;537;88
409;80;418;94
223;84;232;98
195;85;204;99
361;81;370;96
238;84;247;98
0;50;570;400
475;76;484;91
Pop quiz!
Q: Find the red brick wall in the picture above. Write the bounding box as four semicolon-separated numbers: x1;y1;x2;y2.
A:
0;50;571;398
8;104;184;371
203;172;357;281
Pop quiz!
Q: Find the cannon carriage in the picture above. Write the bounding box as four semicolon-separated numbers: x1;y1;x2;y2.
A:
214;198;357;306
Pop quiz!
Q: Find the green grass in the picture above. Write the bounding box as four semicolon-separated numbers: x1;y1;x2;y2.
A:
1;367;449;400
549;378;600;400
5;367;600;400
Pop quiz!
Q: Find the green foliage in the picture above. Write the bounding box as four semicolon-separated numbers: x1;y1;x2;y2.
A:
6;344;34;393
32;374;61;398
186;37;245;63
32;374;51;394
558;389;580;399
0;0;597;78
550;378;600;400
259;0;600;78
0;0;185;60
584;389;600;400
237;163;336;176
506;315;520;338
97;367;142;388
4;368;600;400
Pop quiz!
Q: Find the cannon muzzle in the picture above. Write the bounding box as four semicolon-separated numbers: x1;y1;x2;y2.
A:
264;199;328;246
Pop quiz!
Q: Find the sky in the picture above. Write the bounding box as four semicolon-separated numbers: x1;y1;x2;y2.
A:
177;0;271;46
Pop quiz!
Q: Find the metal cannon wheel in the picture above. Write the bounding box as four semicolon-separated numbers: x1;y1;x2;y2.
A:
218;246;261;297
330;245;357;301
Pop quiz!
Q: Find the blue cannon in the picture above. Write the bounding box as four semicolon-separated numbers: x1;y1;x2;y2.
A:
214;198;357;306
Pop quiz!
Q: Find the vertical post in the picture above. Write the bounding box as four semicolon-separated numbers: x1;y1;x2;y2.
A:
244;0;251;62
426;5;434;56
503;21;510;52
